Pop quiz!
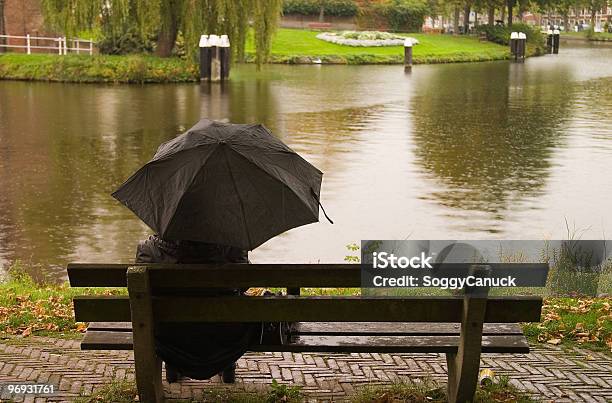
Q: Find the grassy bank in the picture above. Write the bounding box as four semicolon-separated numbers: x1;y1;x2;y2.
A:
245;28;511;64
0;29;513;84
561;31;612;42
0;53;198;83
1;263;611;354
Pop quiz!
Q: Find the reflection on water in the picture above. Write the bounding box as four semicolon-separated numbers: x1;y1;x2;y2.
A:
0;44;611;280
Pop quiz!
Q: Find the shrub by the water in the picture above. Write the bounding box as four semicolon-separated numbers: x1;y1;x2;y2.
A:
283;0;358;16
0;54;198;83
477;23;545;50
359;0;430;32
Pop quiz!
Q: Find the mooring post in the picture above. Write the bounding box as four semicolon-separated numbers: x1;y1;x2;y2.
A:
518;32;526;60
553;29;560;54
209;34;221;82
546;29;553;53
404;38;413;71
199;35;211;81
219;34;231;81
510;32;518;60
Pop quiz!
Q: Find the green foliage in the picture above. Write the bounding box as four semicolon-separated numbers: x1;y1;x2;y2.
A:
267;380;302;402
352;377;536;402
477;22;544;49
370;0;430;32
74;380;138;403
252;0;284;66
97;26;155;55
40;0;283;65
0;54;198;83
283;0;359;16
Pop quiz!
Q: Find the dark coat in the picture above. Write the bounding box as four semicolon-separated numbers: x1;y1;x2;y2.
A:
135;234;259;380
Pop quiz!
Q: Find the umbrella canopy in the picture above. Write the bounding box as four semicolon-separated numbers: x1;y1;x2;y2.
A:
112;119;328;250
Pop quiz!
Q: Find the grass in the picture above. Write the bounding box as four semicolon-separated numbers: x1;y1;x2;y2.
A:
245;28;511;64
522;297;612;354
73;378;302;403
561;30;612;41
2;261;610;354
0;29;515;83
71;375;532;402
352;376;535;403
0;53;198;83
0;261;125;338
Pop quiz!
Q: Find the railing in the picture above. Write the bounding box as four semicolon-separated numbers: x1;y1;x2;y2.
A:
0;34;95;55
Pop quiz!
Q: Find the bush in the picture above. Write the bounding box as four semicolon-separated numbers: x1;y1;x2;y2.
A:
283;0;358;17
97;27;155;55
359;0;429;32
477;23;544;48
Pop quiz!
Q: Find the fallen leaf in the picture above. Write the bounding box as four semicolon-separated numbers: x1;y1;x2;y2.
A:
547;338;562;345
22;327;32;337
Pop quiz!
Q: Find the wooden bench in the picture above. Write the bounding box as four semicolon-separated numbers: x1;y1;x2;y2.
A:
68;263;543;403
307;22;332;30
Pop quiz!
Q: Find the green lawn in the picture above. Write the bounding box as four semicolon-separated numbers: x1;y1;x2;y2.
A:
0;53;198;83
561;30;612;41
245;28;510;64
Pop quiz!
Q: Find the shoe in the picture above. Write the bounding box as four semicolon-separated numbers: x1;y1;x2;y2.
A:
165;362;180;383
221;362;236;383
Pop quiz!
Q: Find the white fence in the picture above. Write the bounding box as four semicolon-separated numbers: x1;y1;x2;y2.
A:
0;34;95;55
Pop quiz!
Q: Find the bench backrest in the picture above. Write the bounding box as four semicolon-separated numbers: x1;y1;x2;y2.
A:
68;263;543;324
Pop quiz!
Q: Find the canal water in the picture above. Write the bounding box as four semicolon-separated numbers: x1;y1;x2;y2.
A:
0;43;611;280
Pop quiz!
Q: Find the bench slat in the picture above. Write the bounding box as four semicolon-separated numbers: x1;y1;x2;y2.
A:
68;263;361;287
81;330;134;350
68;263;548;288
74;296;542;323
295;322;523;336
86;322;523;335
81;331;529;354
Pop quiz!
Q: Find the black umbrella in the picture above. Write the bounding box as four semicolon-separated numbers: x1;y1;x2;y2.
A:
112;119;331;250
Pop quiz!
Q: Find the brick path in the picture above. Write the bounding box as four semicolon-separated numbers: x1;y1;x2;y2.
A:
0;336;611;402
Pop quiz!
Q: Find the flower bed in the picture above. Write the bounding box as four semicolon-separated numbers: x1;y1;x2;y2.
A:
316;31;418;47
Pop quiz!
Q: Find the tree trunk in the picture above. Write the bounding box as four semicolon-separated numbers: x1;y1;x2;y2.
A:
463;3;472;33
0;0;5;54
155;0;180;57
507;0;514;26
319;5;325;22
453;5;460;34
488;6;495;25
590;9;596;28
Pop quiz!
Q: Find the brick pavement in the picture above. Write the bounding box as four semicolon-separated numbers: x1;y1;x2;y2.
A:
0;336;611;402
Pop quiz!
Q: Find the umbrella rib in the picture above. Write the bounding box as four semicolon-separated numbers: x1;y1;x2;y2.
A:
222;146;253;250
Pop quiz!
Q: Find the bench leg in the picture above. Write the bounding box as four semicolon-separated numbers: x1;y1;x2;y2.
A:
446;265;490;403
128;266;164;403
445;350;481;403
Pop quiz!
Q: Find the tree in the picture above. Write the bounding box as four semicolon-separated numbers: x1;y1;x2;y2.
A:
41;0;283;63
0;0;5;53
583;0;608;27
507;0;516;25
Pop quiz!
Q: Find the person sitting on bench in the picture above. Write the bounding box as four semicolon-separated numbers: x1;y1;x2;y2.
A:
135;234;260;383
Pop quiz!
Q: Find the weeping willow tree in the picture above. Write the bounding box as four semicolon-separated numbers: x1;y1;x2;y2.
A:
40;0;282;63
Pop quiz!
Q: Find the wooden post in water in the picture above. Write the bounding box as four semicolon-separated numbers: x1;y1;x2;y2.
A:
404;38;413;72
219;35;231;81
199;35;211;81
518;32;526;61
510;32;518;61
209;35;221;82
552;29;560;54
546;29;553;53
